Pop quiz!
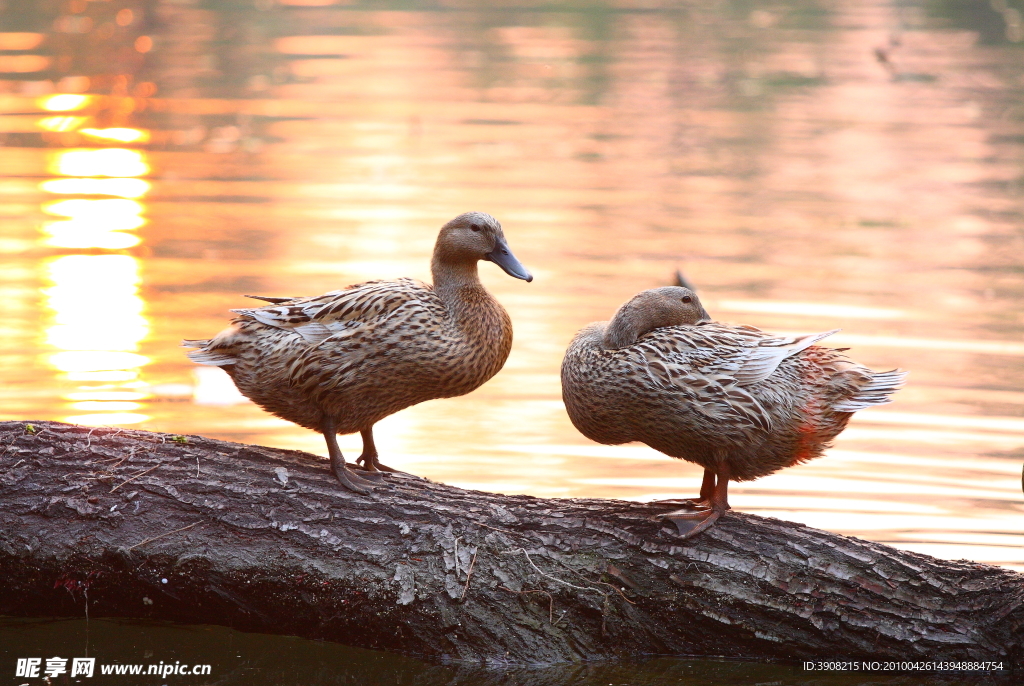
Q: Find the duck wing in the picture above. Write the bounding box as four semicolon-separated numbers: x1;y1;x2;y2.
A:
732;329;840;385
230;278;434;345
632;326;839;433
632;330;770;432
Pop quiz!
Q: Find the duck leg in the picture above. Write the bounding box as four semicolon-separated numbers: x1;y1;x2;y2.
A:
653;469;715;510
353;429;424;478
353;427;401;473
657;465;731;540
322;418;381;494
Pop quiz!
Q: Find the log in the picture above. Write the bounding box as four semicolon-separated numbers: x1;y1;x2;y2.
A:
1;420;1021;667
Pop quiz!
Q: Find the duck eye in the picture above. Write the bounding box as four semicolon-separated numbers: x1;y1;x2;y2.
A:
681;296;692;303
470;224;481;232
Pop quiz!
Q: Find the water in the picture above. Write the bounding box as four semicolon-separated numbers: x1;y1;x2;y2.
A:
0;618;1014;685
1;0;1023;673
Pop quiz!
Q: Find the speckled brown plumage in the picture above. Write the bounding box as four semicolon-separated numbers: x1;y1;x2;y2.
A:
184;212;532;492
561;287;906;538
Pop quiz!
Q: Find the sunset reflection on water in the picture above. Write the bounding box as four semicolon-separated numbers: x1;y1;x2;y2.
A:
43;254;150;425
32;98;154;428
0;0;1022;575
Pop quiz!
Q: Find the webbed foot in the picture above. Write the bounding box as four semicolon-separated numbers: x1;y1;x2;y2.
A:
331;463;380;494
652;498;710;510
353;455;401;473
657;507;723;539
655;467;730;539
323;420;383;495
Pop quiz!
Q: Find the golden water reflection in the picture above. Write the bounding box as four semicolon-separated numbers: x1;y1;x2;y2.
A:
42;146;150;249
37;94;91;112
1;0;1022;574
50;149;149;177
39;178;150;199
37;116;87;132
80;128;150;144
43;255;150;426
37;134;153;425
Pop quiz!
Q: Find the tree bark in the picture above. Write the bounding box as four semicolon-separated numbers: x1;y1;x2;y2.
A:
1;421;1021;667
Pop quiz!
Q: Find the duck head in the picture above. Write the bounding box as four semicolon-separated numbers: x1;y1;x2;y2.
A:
603;286;710;349
433;212;533;282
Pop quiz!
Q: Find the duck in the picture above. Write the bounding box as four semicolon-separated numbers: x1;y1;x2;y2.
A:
561;286;906;539
184;212;532;494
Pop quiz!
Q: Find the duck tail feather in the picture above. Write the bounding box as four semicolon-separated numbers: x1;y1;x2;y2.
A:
186;348;237;366
833;369;908;412
244;294;299;304
183;339;237;366
672;268;697;291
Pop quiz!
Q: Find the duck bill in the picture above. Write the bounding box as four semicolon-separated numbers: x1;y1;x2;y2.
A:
485;238;533;282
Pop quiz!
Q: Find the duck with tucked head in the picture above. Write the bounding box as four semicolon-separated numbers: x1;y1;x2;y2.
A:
184;212;532;493
561;287;906;539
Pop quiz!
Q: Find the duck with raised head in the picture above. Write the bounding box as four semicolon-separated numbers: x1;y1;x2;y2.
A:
184;212;532;493
561;286;906;539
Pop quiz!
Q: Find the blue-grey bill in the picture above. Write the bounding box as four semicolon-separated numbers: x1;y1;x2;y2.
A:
486;239;533;282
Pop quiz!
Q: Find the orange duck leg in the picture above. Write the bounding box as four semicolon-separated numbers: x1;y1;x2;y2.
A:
658;465;732;539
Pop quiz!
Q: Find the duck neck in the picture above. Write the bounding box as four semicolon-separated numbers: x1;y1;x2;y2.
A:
431;258;491;321
432;254;482;290
431;254;513;385
602;307;645;349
